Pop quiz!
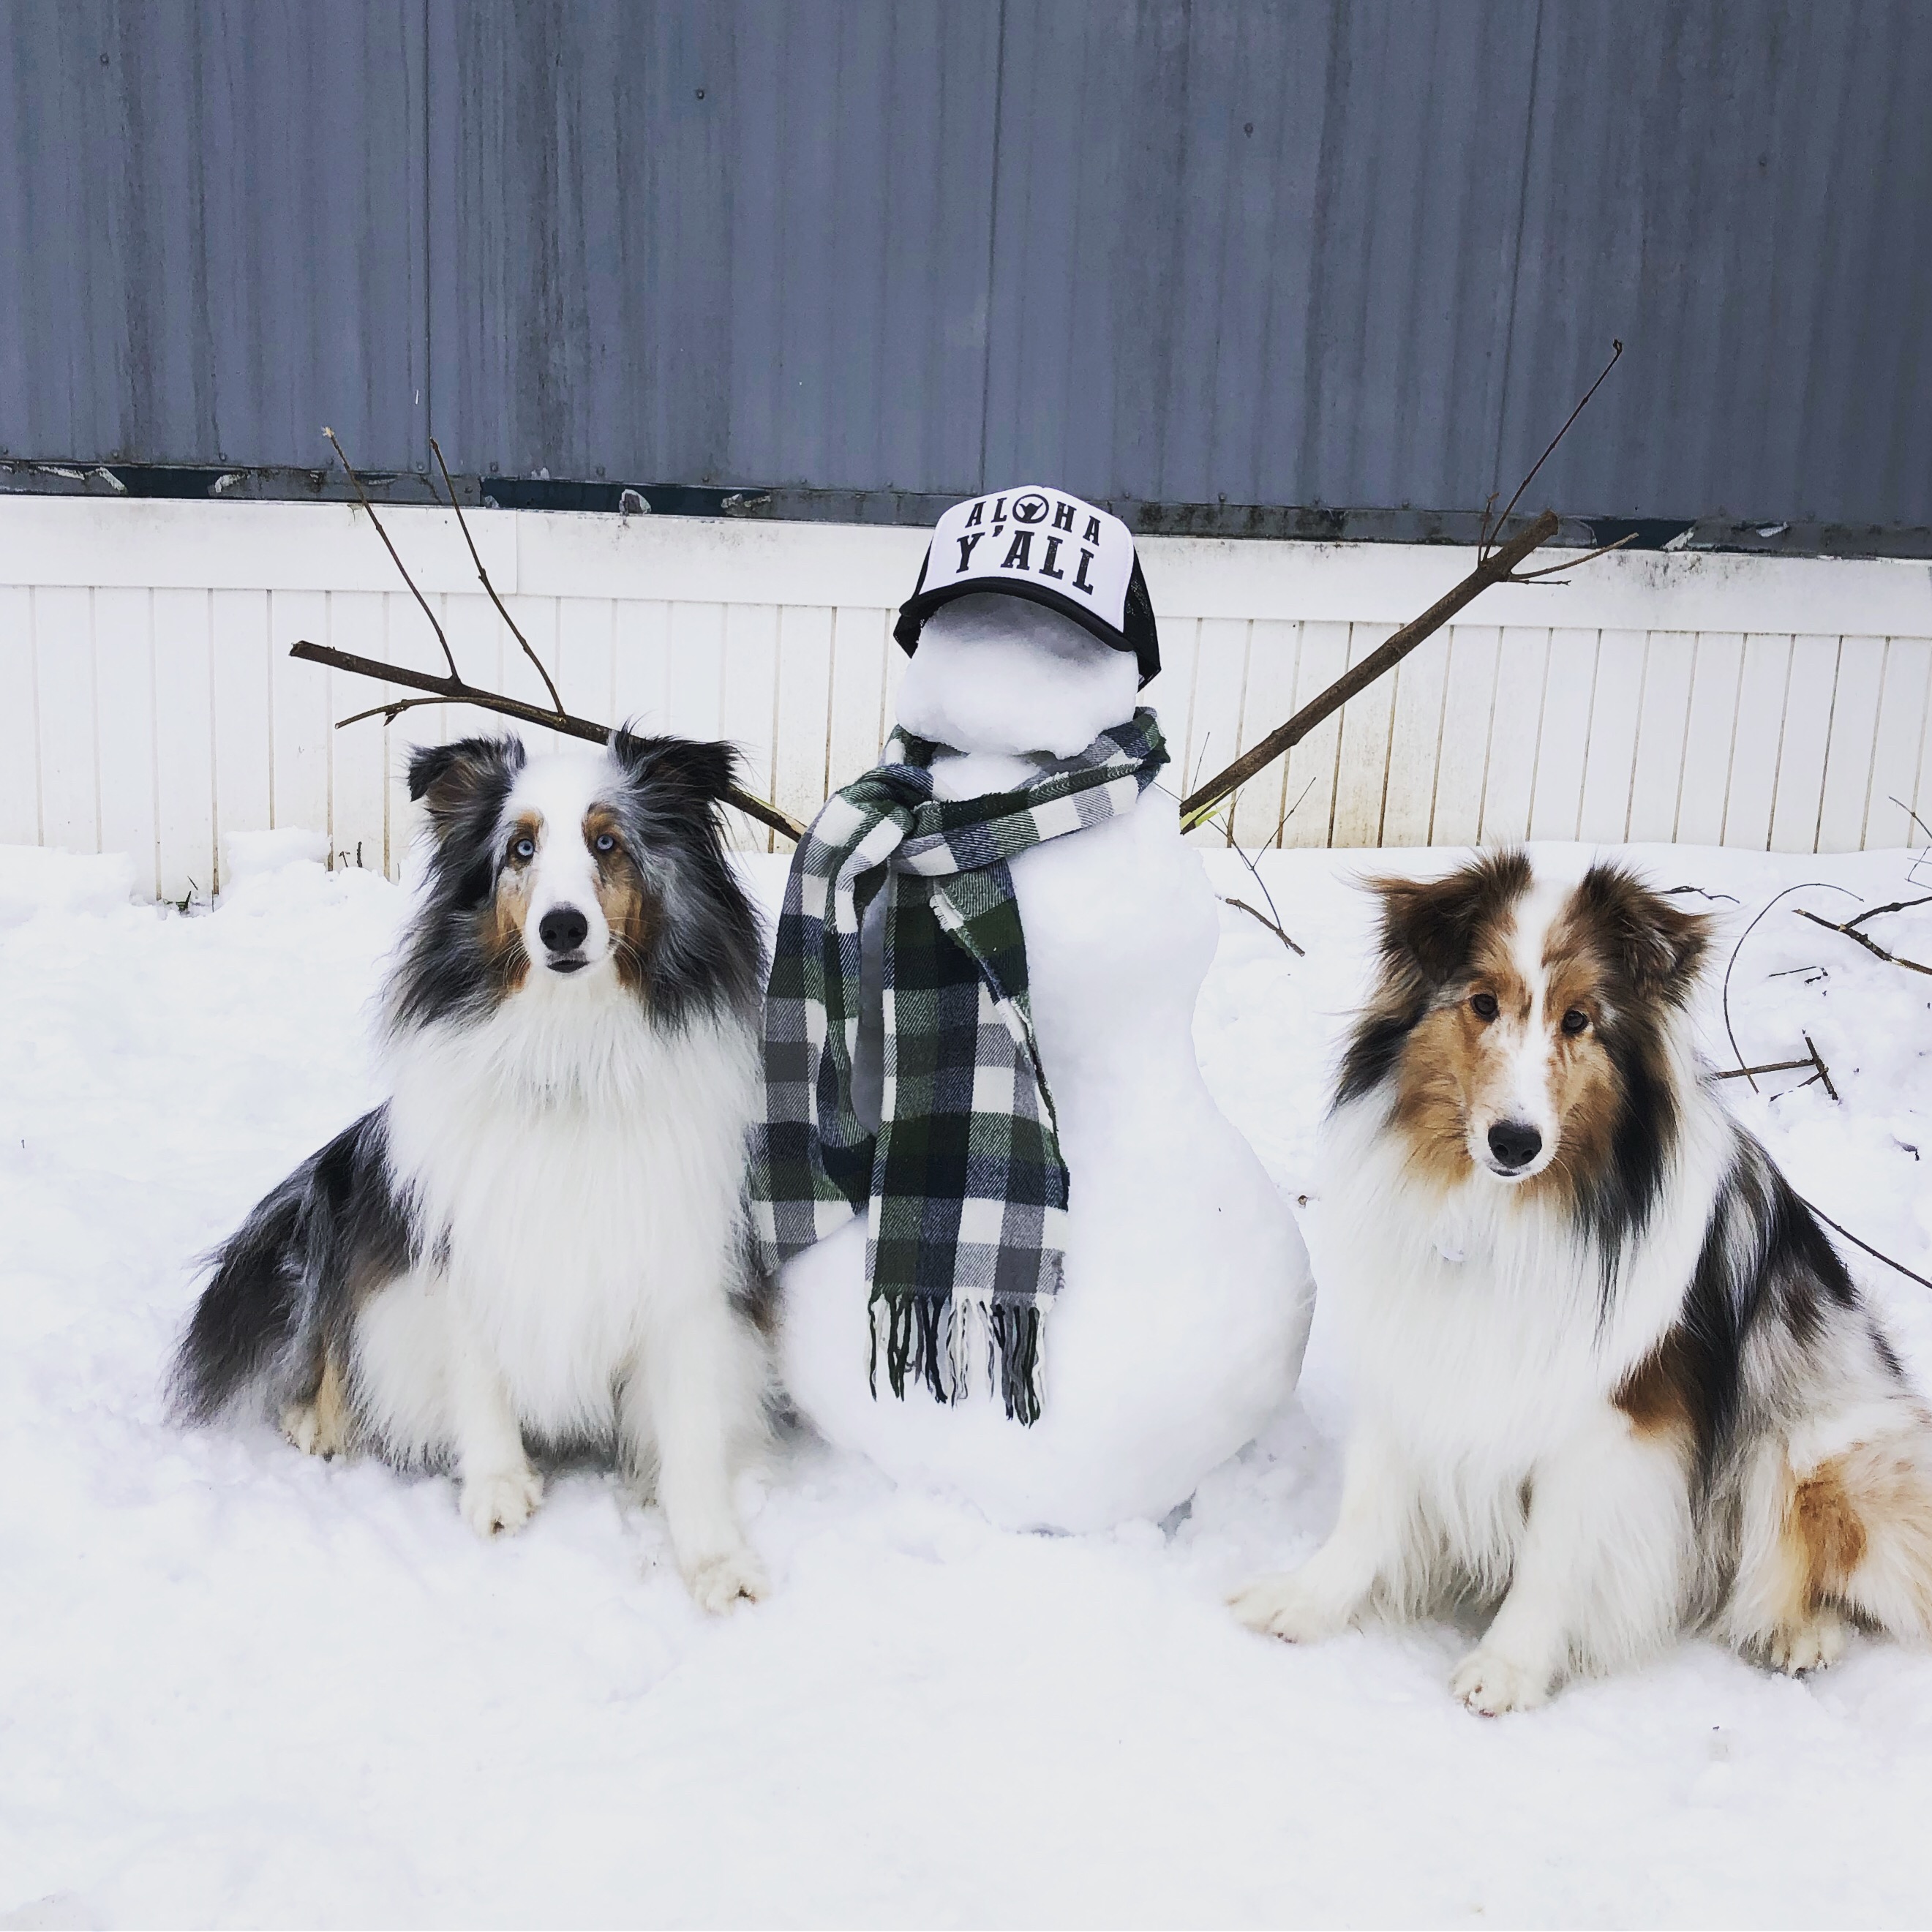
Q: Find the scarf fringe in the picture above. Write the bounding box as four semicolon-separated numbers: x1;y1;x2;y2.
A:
868;1288;1045;1426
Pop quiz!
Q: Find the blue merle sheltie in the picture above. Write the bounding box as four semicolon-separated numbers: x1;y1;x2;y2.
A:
173;731;772;1611
1232;850;1932;1709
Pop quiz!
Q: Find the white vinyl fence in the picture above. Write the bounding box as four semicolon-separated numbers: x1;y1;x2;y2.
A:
2;497;1930;900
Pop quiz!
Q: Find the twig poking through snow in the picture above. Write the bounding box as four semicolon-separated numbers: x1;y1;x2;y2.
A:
1792;905;1932;979
1720;882;1861;1090
1220;895;1305;955
1710;1030;1838;1101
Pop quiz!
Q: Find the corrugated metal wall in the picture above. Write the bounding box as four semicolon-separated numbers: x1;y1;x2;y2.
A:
3;0;1929;534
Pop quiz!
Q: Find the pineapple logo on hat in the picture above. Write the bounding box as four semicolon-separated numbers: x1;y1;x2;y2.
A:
894;484;1160;686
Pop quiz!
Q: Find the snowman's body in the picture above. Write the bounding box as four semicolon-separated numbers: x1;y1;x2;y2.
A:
777;596;1314;1530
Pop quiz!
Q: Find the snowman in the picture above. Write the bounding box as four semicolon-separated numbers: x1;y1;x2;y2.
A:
753;486;1312;1531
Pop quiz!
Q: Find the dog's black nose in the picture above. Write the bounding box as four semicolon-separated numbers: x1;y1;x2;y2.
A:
1487;1120;1544;1171
538;906;589;954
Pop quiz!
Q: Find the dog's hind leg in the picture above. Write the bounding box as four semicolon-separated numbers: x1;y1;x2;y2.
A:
281;1350;351;1459
1733;1416;1932;1669
1230;1414;1423;1645
1833;1426;1932;1645
625;1294;767;1613
1451;1411;1690;1714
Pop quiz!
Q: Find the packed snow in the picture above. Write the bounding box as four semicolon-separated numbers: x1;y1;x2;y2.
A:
3;826;1931;1928
782;601;1312;1531
895;593;1143;758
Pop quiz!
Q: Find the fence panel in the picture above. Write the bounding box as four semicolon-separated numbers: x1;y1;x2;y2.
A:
4;501;1931;898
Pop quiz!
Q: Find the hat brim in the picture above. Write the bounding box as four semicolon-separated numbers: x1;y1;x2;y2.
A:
894;576;1158;688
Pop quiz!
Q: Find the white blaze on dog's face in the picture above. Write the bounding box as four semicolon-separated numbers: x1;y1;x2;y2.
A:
492;752;652;985
1449;870;1594;1181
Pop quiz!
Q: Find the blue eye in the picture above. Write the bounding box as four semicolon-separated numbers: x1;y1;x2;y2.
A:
594;832;617;854
511;837;535;862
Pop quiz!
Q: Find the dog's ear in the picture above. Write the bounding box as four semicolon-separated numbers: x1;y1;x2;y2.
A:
1372;851;1532;989
1576;863;1711;1001
406;735;525;820
611;728;740;804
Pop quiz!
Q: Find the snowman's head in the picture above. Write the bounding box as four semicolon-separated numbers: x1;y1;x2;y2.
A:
892;486;1159;758
895;594;1143;757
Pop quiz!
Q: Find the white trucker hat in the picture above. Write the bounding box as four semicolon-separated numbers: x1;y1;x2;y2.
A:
893;484;1160;686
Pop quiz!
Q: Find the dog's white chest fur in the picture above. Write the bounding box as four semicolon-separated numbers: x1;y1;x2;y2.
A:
1316;1090;1728;1486
383;981;756;1438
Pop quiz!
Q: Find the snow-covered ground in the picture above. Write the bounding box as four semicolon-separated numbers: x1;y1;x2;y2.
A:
3;830;1930;1928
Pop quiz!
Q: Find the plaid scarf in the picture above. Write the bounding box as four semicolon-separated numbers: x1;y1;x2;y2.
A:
751;710;1168;1424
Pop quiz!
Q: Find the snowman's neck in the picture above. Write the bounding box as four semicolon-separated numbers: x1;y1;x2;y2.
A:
926;748;1050;803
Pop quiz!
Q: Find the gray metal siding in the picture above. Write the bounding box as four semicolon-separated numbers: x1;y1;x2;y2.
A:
0;0;428;474
2;0;1928;535
1501;0;1932;527
427;0;1001;491
981;1;1543;510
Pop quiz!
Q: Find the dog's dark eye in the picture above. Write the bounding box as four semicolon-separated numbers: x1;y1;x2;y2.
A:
510;836;535;863
1562;1008;1590;1035
1470;992;1499;1021
593;832;617;855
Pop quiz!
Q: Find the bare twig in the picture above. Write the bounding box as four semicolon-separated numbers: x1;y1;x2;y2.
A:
1802;1031;1839;1102
1232;840;1290;936
1179;509;1562;829
1889;795;1932;845
334;694;475;730
323;428;460;683
1179;341;1629;830
1220;895;1306;955
1804;1200;1932;1293
429;435;565;719
289;639;807;843
1476;487;1500;557
1844;893;1932;933
1273;773;1321;846
1720;882;1860;1089
301;434;804;843
1478;339;1624;566
1710;1030;1837;1101
1504;530;1637;583
1792;906;1932;978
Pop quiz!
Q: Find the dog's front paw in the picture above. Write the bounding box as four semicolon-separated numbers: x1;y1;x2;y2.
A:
682;1543;768;1615
1227;1569;1355;1645
460;1466;544;1538
1451;1647;1549;1715
1767;1609;1847;1675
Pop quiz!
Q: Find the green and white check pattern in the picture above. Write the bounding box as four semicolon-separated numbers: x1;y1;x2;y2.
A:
750;710;1168;1422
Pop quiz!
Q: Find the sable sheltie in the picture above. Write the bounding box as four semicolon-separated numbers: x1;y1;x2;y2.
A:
1232;851;1932;1710
173;731;772;1612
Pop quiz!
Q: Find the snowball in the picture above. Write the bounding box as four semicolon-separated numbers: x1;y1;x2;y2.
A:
895;593;1143;756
